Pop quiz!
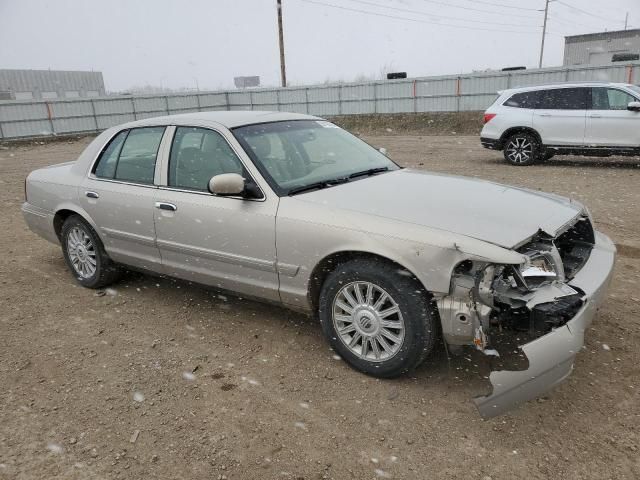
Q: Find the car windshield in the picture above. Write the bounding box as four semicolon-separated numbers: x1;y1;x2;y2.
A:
627;85;640;97
233;120;398;195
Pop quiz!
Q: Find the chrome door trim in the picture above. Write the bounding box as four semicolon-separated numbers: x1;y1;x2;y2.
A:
155;238;277;272
156;185;266;203
101;227;157;247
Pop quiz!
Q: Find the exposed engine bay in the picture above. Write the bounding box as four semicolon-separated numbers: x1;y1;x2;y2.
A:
438;214;595;359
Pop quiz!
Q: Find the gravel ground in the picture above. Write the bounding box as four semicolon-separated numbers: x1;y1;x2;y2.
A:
1;135;639;480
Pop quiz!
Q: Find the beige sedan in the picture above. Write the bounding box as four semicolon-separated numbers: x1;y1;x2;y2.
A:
22;111;615;417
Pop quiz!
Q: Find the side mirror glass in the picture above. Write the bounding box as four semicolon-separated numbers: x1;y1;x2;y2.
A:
208;173;245;196
627;101;640;112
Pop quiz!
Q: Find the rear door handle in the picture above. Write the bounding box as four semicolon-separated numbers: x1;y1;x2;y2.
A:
155;202;177;212
539;113;552;117
85;191;99;199
589;114;602;118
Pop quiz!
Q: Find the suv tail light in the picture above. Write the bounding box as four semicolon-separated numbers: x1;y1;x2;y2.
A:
483;113;497;124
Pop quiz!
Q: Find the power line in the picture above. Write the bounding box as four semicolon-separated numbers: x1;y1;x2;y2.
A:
298;0;542;33
463;0;541;11
345;0;539;27
410;0;542;20
556;0;625;25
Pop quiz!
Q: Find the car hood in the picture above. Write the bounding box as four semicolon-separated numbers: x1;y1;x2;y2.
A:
293;169;584;249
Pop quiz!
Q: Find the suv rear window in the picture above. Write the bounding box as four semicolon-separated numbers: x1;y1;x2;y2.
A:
503;91;541;109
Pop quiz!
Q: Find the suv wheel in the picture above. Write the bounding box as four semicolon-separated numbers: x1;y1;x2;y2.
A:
503;132;540;166
318;258;438;378
61;215;121;289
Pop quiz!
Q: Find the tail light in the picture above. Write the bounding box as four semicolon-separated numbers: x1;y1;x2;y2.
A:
483;113;496;124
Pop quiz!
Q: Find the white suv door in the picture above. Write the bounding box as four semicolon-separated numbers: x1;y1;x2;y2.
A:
585;87;640;147
532;87;588;146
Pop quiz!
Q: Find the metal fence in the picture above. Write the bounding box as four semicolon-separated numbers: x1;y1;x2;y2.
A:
1;62;639;140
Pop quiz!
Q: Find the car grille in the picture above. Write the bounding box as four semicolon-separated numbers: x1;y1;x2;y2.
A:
554;216;595;279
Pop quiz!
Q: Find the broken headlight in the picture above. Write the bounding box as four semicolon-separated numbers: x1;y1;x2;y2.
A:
521;254;557;280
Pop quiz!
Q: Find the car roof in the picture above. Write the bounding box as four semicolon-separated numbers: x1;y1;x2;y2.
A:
499;82;636;95
121;110;322;129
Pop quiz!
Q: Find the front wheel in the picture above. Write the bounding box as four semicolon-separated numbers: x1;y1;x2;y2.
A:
318;259;438;378
503;132;541;166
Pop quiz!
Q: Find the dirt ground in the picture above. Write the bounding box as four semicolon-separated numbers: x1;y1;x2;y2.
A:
1;135;639;480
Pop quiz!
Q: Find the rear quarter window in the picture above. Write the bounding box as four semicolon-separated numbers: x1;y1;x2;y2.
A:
503;91;541;109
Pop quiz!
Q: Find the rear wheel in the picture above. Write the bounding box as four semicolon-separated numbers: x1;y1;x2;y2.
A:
318;258;438;378
61;215;121;289
503;132;540;166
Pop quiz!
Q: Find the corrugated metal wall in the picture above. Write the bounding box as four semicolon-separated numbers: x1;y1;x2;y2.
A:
1;62;639;139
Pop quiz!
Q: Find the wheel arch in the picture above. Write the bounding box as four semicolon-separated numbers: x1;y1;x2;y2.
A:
307;250;429;313
53;204;101;242
499;126;543;149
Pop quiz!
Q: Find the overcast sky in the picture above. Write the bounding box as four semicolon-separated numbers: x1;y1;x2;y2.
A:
1;0;639;91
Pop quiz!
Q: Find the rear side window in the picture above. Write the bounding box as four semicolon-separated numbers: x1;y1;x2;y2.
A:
592;87;637;110
503;91;541;109
94;130;127;178
537;88;588;110
93;127;165;184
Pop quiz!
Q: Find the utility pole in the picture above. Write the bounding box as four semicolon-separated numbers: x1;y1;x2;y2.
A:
277;0;287;87
538;0;551;68
624;12;629;30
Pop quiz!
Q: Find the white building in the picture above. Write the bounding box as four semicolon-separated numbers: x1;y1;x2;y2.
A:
563;29;640;66
0;69;105;101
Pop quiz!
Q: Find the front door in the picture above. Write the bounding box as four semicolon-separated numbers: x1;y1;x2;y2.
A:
532;87;588;146
80;126;167;270
586;87;640;147
153;126;280;301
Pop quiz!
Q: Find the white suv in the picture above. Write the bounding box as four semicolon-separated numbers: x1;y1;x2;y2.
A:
481;82;640;165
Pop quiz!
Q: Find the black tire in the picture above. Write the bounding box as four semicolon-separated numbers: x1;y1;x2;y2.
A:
503;132;541;166
60;215;121;289
318;258;438;378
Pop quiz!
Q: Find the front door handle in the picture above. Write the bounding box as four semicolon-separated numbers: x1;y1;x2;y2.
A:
155;202;177;212
85;191;99;199
539;113;552;117
589;114;602;118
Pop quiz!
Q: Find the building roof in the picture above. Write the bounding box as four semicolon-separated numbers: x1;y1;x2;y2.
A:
565;28;640;43
125;111;322;129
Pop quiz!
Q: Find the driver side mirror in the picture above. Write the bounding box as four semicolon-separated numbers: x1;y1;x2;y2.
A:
627;101;640;112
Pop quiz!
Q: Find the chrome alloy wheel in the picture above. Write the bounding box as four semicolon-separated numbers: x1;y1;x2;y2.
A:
66;227;97;278
332;282;405;362
505;136;533;164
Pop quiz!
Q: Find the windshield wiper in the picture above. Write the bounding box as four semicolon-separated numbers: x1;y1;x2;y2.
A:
287;177;349;196
348;166;389;179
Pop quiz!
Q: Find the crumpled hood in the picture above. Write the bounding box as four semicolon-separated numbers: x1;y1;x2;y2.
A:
295;169;584;249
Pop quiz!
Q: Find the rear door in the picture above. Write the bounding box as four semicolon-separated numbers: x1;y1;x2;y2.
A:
532;87;588;146
585;87;640;147
80;126;168;270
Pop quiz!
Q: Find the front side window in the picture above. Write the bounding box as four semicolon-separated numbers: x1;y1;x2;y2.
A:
233;120;399;195
93;126;165;184
537;88;588;110
168;127;245;191
592;87;637;110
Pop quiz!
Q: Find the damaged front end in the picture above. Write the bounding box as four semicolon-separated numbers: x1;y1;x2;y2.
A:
437;215;616;418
